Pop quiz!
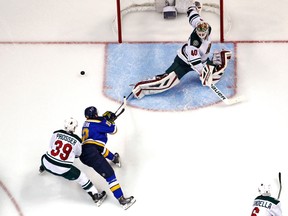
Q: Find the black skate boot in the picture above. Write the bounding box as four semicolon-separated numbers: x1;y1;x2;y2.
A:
88;191;107;207
39;165;45;174
112;153;121;167
118;195;136;210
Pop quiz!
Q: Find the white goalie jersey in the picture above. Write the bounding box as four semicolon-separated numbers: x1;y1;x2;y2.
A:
177;8;211;74
131;2;232;99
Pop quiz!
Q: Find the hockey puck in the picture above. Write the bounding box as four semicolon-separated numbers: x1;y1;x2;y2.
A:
80;71;85;75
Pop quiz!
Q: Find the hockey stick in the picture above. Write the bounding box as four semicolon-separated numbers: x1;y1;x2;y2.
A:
209;84;245;105
277;172;282;199
114;92;133;118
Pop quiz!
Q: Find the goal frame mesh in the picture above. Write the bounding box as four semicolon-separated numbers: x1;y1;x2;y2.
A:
114;0;230;43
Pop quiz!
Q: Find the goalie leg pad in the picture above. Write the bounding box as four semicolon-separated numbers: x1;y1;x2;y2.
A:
132;72;180;99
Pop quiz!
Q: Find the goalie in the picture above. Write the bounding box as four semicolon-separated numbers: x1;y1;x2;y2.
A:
132;2;232;99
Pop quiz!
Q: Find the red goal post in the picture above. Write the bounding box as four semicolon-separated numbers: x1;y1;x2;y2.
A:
114;0;230;43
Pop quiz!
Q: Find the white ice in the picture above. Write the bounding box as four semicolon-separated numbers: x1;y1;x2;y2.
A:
0;0;287;216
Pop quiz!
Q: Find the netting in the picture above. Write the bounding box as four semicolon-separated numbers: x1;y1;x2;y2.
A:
113;0;232;42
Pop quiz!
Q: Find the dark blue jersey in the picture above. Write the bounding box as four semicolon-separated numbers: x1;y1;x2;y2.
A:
82;117;117;146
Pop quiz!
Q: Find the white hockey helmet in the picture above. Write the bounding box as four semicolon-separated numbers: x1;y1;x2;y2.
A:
258;183;271;196
196;21;210;39
64;117;78;133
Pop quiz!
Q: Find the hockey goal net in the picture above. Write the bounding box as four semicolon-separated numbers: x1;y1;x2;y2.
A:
113;0;231;43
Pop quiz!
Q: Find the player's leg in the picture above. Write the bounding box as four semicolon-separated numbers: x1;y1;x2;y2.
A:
41;154;106;205
132;71;180;99
132;56;192;99
95;144;121;167
62;166;107;206
80;144;135;209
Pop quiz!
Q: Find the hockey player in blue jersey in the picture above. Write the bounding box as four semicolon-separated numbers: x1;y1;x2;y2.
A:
79;106;136;210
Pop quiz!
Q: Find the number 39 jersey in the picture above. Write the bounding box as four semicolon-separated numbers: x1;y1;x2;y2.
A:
251;195;282;216
42;129;82;174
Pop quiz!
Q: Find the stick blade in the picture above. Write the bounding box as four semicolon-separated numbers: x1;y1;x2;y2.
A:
224;95;246;105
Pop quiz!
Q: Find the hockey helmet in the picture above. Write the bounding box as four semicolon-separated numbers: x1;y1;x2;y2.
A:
64;117;78;133
258;183;271;196
196;21;209;39
84;106;98;119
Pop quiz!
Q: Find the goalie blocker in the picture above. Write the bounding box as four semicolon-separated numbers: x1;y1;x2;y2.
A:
132;50;232;99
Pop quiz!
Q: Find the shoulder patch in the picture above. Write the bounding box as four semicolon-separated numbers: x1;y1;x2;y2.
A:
189;30;201;48
192;40;199;47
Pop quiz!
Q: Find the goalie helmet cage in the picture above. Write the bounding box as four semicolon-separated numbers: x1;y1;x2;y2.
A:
114;0;228;43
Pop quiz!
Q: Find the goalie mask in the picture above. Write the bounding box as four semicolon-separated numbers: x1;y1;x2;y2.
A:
258;183;271;196
196;21;209;39
64;117;78;133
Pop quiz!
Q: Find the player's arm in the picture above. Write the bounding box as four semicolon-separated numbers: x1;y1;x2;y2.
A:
98;118;117;135
187;2;203;28
272;202;283;216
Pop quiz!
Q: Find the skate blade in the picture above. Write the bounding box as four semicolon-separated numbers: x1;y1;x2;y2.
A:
122;198;136;210
95;194;107;207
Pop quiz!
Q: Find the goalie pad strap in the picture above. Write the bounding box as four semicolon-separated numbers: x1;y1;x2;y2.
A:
132;72;180;99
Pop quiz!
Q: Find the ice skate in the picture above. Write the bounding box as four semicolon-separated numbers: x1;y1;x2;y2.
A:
118;195;136;210
112;153;121;167
88;191;107;207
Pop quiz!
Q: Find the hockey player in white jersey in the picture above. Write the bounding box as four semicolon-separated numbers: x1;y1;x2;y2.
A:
39;117;107;206
132;1;232;99
250;183;282;216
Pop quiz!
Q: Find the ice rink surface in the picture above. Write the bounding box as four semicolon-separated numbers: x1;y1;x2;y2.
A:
0;0;288;216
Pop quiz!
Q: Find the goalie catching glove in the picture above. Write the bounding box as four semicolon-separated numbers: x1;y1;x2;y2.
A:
103;111;117;124
200;50;232;86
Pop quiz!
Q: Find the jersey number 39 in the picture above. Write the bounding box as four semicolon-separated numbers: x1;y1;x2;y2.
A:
51;140;73;160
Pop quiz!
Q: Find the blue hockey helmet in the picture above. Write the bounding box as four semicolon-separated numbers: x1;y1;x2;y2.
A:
84;106;98;119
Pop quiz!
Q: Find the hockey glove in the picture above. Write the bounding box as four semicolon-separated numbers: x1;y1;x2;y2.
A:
103;111;117;124
187;5;197;17
212;50;232;66
187;2;202;16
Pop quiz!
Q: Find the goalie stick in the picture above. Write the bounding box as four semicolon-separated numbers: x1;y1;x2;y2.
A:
277;172;282;199
209;84;245;105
